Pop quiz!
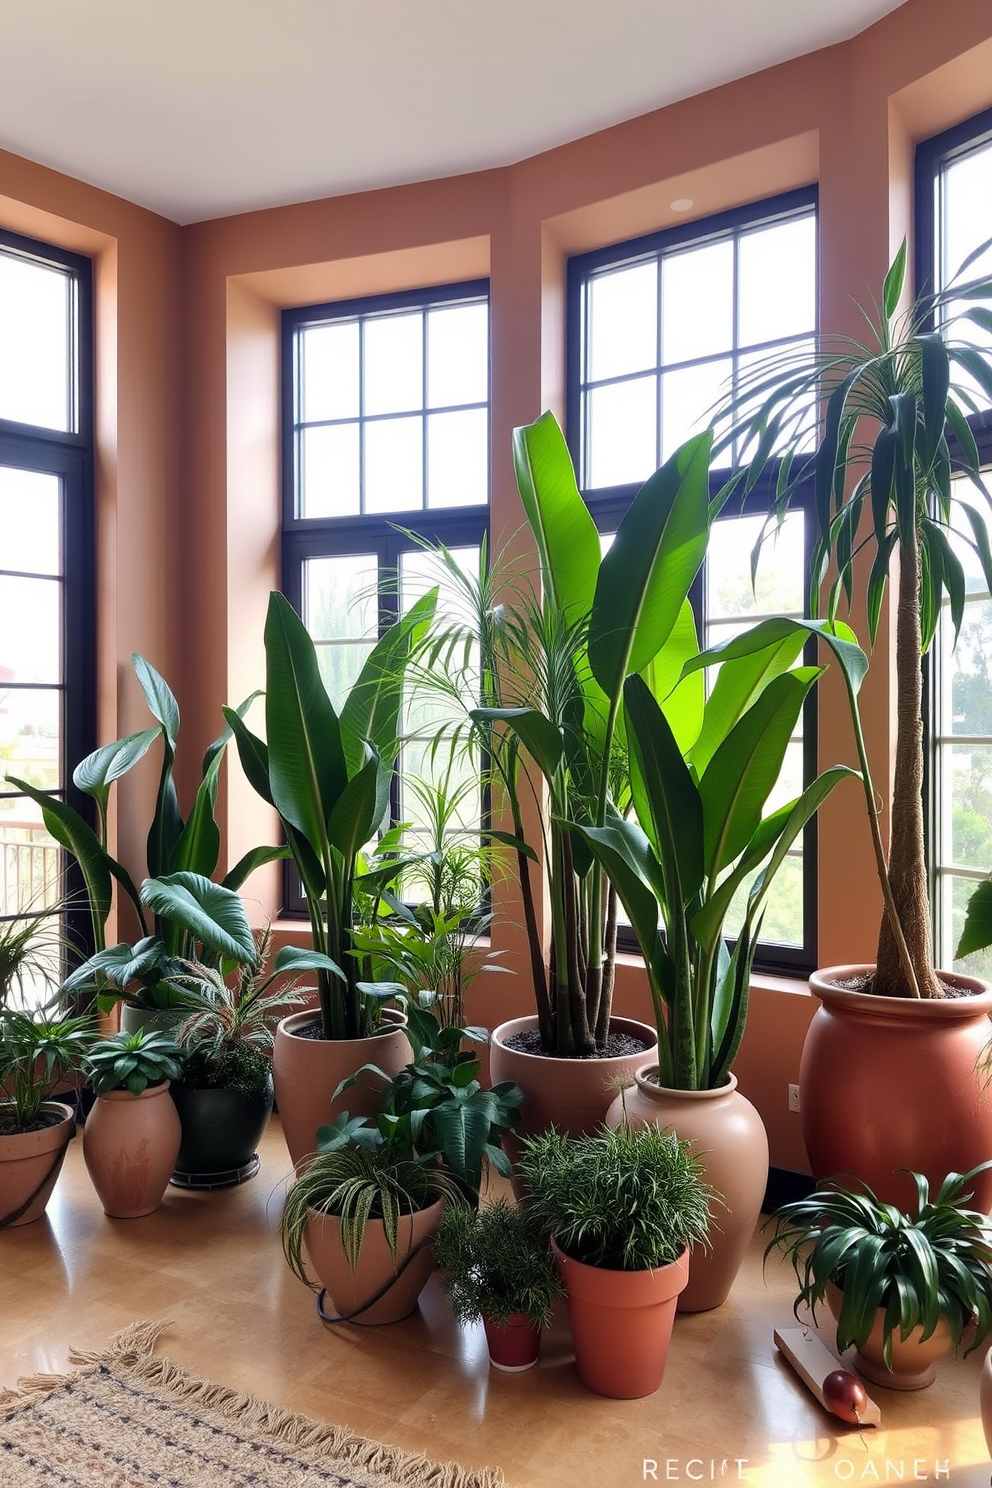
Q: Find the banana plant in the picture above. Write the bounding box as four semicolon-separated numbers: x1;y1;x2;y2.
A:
223;588;438;1042
568;617;867;1089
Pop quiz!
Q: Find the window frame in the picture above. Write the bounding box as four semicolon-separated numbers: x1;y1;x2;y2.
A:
280;278;492;918
565;189;820;976
0;225;96;967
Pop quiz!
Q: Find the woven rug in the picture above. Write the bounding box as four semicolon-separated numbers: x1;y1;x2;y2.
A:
0;1321;505;1488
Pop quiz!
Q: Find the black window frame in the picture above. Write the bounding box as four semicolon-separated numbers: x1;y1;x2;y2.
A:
280;278;492;918
566;188;820;976
915;107;992;970
0;225;96;968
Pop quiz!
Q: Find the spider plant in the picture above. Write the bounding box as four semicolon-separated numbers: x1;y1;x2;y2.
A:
0;1006;94;1130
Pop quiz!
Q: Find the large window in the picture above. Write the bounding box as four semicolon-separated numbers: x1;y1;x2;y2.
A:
282;280;490;909
0;227;94;1001
567;191;818;971
917;110;992;978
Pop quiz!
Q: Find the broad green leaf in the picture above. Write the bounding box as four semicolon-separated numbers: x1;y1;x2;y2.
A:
132;654;180;743
326;753;382;863
222;843;290;890
71;728;159;821
140;872;258;965
882;239;907;321
470;706;562;780
640;599;704;755
957;880;992;959
684;616;869;700
62;937;164;992
918;332;950;463
687;626;806;777
511;412;601;626
222;708;274;806
567;817;666;981
273;945;346;979
624;674;704;904
5;776;115;939
339;588;438;776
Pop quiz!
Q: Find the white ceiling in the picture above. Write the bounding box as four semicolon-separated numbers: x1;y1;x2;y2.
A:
0;0;908;226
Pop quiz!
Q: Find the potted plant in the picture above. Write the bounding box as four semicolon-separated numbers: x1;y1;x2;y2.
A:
0;1000;93;1228
717;238;992;1205
517;1122;714;1399
223;588;437;1166
765;1162;992;1390
433;1197;563;1371
81;1028;184;1217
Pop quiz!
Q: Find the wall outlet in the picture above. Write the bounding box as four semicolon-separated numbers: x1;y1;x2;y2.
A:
788;1083;801;1113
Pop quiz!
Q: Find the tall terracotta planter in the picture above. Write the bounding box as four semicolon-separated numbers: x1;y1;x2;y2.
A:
605;1068;767;1313
0;1101;75;1229
82;1081;182;1217
489;1015;657;1156
303;1197;443;1325
552;1238;689;1398
272;1007;412;1170
801;966;992;1212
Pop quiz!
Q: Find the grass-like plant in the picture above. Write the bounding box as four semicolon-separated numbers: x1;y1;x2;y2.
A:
518;1123;714;1272
0;1007;94;1130
764;1163;992;1368
433;1197;563;1328
85;1028;184;1096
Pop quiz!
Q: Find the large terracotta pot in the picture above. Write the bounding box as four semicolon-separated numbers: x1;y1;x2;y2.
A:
801;966;992;1212
303;1197;443;1326
482;1313;542;1372
0;1101;75;1228
605;1067;768;1313
489;1015;658;1155
552;1238;689;1398
82;1081;182;1218
169;1076;274;1186
825;1281;954;1391
273;1007;412;1169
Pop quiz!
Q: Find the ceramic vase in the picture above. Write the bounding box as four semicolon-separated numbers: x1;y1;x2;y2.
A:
83;1081;182;1217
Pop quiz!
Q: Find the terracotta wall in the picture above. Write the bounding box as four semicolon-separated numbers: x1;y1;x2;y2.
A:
4;0;992;1166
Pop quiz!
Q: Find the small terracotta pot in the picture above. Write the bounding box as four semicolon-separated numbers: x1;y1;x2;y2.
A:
0;1101;75;1228
482;1312;542;1371
303;1197;443;1326
552;1238;689;1398
273;1007;411;1169
82;1081;182;1218
606;1067;768;1313
825;1281;953;1391
801;966;992;1211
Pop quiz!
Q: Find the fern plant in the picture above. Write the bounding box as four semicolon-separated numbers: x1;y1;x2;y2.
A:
433;1197;563;1328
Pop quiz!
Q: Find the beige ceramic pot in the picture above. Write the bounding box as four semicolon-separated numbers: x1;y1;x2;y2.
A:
801;966;992;1212
552;1238;689;1398
825;1281;954;1391
980;1347;992;1459
489;1015;658;1157
606;1067;768;1313
0;1101;75;1228
273;1007;412;1170
303;1197;443;1326
82;1081;182;1217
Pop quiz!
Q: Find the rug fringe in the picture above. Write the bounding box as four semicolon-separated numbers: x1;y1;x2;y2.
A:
3;1320;506;1488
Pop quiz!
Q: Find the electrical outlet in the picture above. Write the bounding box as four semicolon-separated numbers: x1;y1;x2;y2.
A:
788;1083;801;1113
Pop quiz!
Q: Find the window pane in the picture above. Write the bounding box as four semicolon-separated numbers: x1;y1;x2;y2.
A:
945;744;992;869
0;468;60;574
941;601;992;736
0;811;62;924
427;302;488;408
303;554;378;709
943;142;992;283
738;216;816;346
300;422;360;518
301;322;359;423
0;688;61;791
946;874;992;979
588;376;657;487
662;240;733;364
0;576;61;684
736;339;817;459
588;262;657;381
364;311;422;415
364;415;423;513
661;358;730;462
427;408;488;508
707;511;805;619
0;252;70;431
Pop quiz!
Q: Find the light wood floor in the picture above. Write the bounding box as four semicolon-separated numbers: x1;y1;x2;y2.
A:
2;1117;990;1488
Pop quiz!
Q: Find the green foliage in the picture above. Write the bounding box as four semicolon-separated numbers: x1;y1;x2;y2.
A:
0;900;65;1011
224;589;437;1041
85;1028;184;1096
518;1122;714;1273
433;1197;563;1328
0;1007;94;1128
765;1164;992;1368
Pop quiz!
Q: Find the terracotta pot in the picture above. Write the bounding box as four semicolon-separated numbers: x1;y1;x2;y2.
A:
489;1014;658;1155
980;1347;992;1459
0;1101;75;1228
82;1081;182;1217
482;1312;542;1371
170;1076;274;1184
303;1197;443;1326
552;1237;689;1398
273;1007;412;1170
605;1067;768;1313
825;1281;954;1391
801;965;992;1212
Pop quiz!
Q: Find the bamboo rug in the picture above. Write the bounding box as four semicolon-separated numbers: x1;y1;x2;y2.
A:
0;1321;505;1488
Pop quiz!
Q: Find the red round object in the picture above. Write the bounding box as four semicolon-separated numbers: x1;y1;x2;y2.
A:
822;1368;867;1422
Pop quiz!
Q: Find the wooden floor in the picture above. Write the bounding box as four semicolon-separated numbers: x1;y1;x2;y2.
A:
2;1116;990;1488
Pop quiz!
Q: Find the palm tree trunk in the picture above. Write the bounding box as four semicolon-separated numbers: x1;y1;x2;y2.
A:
873;520;943;998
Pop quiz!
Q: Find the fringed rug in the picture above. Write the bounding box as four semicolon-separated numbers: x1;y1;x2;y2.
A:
0;1321;505;1488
